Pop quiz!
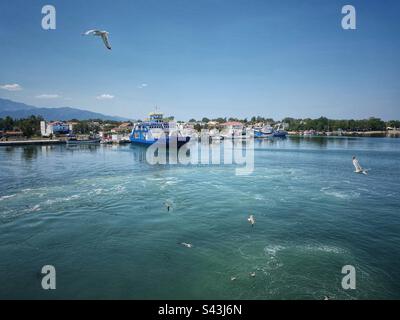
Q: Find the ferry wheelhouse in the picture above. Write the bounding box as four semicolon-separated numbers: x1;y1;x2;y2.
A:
129;112;190;147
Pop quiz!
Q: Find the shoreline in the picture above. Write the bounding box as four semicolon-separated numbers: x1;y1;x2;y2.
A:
0;139;65;147
1;134;399;147
288;130;400;138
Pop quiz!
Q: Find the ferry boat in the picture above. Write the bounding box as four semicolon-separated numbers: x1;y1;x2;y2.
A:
129;111;190;147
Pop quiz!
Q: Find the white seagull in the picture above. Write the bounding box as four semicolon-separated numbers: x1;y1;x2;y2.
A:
181;242;193;248
82;29;112;50
248;215;255;227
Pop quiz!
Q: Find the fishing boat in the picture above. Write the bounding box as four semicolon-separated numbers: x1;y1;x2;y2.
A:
129;111;190;147
254;125;274;138
272;124;288;138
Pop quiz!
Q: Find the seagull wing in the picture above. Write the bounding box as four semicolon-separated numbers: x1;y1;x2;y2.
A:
83;30;97;36
101;33;112;50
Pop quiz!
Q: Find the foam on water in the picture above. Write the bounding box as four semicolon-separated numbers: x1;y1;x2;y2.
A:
320;187;360;200
0;138;399;299
264;245;286;257
0;194;16;201
253;194;264;201
299;244;346;255
111;185;127;194
45;195;80;205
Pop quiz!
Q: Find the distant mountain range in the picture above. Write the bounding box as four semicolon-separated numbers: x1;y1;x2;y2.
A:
0;98;128;121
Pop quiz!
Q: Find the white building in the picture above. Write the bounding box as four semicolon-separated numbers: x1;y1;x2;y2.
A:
220;121;244;138
41;121;72;137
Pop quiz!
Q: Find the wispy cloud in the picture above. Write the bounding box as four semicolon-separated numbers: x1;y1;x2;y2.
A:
0;83;22;91
96;94;115;100
137;83;148;89
36;94;60;99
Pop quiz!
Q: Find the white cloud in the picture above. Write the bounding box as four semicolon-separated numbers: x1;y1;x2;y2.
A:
137;83;148;89
0;83;22;91
35;94;60;99
96;94;115;100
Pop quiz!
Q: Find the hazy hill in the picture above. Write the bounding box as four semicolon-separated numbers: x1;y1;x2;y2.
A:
0;98;128;121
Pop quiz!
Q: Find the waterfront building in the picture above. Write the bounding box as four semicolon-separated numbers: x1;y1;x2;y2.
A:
40;121;72;137
220;121;244;138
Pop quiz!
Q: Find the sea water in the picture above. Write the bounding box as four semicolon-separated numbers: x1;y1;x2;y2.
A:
0;137;399;299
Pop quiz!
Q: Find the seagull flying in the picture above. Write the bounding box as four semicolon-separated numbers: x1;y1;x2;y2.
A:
248;215;255;227
82;30;112;50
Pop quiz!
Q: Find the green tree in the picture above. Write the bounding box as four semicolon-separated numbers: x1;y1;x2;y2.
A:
19;115;42;138
0;116;15;131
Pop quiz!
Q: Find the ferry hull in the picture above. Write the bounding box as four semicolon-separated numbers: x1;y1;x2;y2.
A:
129;137;190;148
254;130;287;139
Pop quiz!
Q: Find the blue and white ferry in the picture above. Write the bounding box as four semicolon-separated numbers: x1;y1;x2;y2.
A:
129;111;190;147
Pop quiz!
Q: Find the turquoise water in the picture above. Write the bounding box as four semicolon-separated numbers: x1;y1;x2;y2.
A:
0;137;399;300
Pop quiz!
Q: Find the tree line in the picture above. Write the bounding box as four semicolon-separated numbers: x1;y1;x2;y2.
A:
0;117;130;137
192;116;399;131
1;116;399;138
281;117;392;132
0;115;43;138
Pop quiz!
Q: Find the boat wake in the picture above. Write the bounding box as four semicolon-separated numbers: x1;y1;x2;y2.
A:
320;187;360;200
0;194;16;201
45;195;80;205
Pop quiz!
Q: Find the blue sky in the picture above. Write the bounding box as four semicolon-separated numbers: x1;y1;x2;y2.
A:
0;0;399;120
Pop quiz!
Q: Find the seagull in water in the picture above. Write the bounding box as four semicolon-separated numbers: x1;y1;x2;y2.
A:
248;215;255;227
181;242;193;248
82;30;112;50
165;200;173;212
352;156;368;175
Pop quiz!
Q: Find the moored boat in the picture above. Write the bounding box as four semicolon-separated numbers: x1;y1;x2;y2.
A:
66;138;101;145
254;125;287;138
129;111;190;147
66;134;100;144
